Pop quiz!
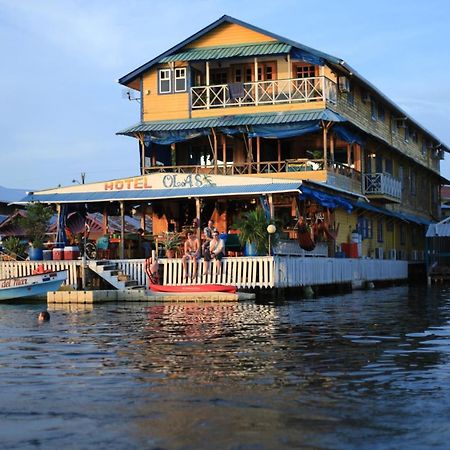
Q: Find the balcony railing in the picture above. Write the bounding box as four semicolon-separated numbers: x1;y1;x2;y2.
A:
191;76;337;110
363;172;402;201
144;158;361;182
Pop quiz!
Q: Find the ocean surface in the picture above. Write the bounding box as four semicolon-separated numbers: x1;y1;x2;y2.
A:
1;285;450;449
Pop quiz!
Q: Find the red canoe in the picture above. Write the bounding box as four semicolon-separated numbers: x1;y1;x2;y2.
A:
149;282;237;293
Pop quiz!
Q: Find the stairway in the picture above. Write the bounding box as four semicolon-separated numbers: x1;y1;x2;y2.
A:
88;261;145;290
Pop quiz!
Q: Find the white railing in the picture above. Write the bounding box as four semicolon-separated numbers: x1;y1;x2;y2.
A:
159;256;274;289
0;261;81;287
363;172;402;201
191;76;337;110
115;259;148;286
274;257;408;287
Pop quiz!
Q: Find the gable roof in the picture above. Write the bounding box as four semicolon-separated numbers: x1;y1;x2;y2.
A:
118;15;340;86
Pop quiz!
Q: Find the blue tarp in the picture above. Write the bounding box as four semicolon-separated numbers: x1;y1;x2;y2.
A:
291;48;324;66
144;129;210;146
299;185;353;213
332;124;366;147
248;122;321;139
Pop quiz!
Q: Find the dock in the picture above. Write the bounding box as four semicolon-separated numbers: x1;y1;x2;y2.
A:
47;289;255;304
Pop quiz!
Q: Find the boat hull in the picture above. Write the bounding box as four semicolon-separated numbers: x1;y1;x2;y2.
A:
0;270;68;301
149;283;237;293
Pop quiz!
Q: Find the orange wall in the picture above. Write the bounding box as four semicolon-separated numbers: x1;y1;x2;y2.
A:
187;23;275;48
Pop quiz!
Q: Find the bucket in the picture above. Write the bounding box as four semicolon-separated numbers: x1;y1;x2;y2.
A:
42;249;53;261
29;247;43;261
52;247;64;261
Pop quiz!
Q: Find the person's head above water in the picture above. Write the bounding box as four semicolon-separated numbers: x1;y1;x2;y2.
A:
38;311;50;322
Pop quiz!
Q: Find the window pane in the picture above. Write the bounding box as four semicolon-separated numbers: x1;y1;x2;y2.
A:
159;69;171;93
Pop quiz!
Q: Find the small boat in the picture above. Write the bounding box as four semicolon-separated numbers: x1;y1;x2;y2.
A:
148;281;237;294
0;269;68;301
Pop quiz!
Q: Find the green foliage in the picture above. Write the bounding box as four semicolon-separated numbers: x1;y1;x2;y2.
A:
2;237;27;259
163;231;183;250
17;203;53;248
233;206;279;255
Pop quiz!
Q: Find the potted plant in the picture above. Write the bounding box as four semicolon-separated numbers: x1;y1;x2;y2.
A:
233;207;279;256
163;231;183;258
1;237;27;260
17;203;53;261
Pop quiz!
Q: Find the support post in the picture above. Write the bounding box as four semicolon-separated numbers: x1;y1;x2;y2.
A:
212;128;218;174
254;57;259;105
256;136;261;173
277;140;281;171
120;201;125;259
322;123;328;168
206;61;210;109
221;134;227;174
195;197;201;243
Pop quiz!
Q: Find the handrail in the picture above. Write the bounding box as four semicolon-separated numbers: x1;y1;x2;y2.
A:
191;76;337;109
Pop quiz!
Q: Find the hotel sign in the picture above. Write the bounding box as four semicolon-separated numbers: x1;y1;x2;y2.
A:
103;174;216;191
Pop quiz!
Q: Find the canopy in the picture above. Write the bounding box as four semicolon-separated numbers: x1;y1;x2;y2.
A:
299;185;353;213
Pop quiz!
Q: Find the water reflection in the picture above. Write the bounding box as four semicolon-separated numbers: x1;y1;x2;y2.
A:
1;286;450;449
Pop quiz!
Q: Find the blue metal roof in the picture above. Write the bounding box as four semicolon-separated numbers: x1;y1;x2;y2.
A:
117;109;346;135
19;182;301;204
354;201;431;225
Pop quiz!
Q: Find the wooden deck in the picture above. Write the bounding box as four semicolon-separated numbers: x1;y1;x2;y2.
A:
0;256;409;291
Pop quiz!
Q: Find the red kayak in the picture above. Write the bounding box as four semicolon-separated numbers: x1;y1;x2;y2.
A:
149;282;237;294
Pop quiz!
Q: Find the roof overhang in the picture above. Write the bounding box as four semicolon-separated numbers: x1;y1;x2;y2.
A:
16;173;302;205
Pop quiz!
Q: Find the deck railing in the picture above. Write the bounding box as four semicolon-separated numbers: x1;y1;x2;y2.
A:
191;76;337;110
363;172;402;201
0;261;80;287
144;159;357;176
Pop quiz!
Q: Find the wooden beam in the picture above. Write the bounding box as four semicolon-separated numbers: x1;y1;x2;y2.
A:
195;198;201;243
221;134;227;174
277;140;281;171
120;201;125;259
256;136;261;173
212;128;218;174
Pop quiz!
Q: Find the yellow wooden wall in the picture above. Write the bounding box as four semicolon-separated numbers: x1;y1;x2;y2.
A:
187;23;275;48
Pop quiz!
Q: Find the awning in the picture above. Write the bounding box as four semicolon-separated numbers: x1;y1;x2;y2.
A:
118;109;347;136
247;122;321;139
353;201;432;225
299;185;353;212
159;42;291;63
19;182;301;204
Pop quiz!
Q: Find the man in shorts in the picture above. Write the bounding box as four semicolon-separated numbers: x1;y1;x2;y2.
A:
182;230;200;280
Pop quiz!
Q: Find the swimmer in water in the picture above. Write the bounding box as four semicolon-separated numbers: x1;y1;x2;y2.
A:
38;311;50;321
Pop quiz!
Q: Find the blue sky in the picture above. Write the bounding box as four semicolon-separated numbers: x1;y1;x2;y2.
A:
1;0;449;190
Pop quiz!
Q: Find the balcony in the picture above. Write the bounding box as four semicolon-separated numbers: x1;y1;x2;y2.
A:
363;172;402;202
143;159;362;191
191;76;337;110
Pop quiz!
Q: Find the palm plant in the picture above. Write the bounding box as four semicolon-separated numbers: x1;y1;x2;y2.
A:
233;207;279;255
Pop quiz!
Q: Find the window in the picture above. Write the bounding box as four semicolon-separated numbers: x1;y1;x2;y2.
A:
410;170;416;196
370;98;378;121
400;224;406;246
159;69;171;94
404;126;410;143
378;105;385;122
377;220;384;243
346;86;355;106
357;217;373;240
421;138;427;156
295;65;315;78
174;68;187;92
385;158;393;175
411;129;418;143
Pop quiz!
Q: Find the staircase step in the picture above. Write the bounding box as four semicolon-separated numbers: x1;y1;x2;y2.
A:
125;280;138;287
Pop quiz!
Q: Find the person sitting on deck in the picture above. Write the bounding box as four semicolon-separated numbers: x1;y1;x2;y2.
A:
182;230;200;280
202;219;217;258
144;254;160;285
203;231;225;276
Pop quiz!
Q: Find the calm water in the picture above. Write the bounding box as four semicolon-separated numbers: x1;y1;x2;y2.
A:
1;286;450;450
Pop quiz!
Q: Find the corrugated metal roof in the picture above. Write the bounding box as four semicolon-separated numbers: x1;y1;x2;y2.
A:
18;183;301;204
159;42;291;62
118;109;346;135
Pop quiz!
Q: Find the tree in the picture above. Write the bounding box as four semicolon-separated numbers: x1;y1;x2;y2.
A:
17;203;53;248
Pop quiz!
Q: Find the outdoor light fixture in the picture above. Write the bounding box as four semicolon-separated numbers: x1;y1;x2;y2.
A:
267;224;276;256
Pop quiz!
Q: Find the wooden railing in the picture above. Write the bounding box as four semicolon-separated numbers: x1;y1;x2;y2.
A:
363;172;402;201
274;257;408;287
191;76;337;110
0;261;81;287
159;256;274;289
